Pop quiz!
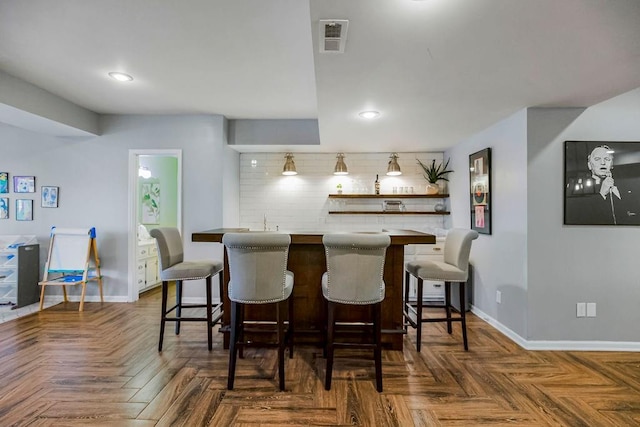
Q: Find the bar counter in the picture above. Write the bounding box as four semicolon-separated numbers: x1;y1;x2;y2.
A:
192;228;436;350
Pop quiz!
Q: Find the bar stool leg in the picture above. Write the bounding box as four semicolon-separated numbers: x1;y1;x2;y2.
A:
205;276;213;351
159;280;168;352
325;302;336;390
373;302;382;392
175;280;183;335
444;282;452;334
404;271;410;332
277;300;286;391
416;277;424;352
228;301;240;390
460;282;469;351
288;294;294;358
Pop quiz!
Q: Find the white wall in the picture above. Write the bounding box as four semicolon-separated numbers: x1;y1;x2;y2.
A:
0;114;230;302
527;88;640;342
446;87;640;345
445;110;529;337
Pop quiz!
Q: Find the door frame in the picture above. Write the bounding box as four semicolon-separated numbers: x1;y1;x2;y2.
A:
127;149;182;302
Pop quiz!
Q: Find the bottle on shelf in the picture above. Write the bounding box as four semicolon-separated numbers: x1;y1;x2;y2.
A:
374;174;380;195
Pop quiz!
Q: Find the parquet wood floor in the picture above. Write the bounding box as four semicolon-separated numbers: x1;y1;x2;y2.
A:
1;286;639;426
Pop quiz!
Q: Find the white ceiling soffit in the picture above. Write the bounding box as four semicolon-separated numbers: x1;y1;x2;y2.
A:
319;19;349;53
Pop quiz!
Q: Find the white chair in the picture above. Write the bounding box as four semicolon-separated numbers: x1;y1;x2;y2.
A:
404;228;478;351
150;227;224;351
322;232;390;392
223;232;294;391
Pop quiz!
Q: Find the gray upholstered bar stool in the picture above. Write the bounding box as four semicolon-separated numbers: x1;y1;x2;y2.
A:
150;227;224;352
322;232;391;392
404;228;478;351
223;232;294;391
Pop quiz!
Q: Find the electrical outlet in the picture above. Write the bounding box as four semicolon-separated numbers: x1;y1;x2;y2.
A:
576;302;586;317
586;302;596;317
496;290;502;304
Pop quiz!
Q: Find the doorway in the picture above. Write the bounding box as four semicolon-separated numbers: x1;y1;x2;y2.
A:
128;149;182;302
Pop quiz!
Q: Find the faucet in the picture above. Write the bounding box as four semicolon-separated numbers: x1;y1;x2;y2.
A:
263;214;267;231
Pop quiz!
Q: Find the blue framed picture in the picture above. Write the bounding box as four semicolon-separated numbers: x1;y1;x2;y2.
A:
13;176;35;193
16;199;33;221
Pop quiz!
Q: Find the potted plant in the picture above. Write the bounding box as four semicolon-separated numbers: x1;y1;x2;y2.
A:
417;158;453;194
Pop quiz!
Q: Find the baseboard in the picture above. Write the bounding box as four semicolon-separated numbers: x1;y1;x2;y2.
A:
471;305;640;352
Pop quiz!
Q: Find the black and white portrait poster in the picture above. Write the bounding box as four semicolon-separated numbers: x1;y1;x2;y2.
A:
564;141;640;225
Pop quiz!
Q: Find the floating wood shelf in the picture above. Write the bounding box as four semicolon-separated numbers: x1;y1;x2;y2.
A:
328;211;450;215
328;194;449;199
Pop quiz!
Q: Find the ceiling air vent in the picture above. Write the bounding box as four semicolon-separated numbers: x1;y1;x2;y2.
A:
319;19;349;53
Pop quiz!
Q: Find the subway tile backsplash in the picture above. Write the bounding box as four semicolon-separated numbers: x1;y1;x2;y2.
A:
239;152;450;234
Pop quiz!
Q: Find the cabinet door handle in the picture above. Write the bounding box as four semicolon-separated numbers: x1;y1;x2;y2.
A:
432;247;442;251
434;283;442;287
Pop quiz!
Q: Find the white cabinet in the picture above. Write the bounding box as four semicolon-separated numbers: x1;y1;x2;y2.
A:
137;240;160;293
407;237;445;302
0;235;39;309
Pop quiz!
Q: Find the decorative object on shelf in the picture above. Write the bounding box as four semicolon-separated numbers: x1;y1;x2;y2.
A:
333;153;348;175
0;172;8;193
15;199;33;221
282;153;298;176
434;202;446;213
41;186;59;208
383;200;404;212
386;153;402;176
469;147;491;234
374;174;380;194
13;176;35;193
336;183;343;194
417;158;453;195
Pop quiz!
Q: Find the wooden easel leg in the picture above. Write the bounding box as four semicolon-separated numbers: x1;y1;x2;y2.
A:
97;276;104;303
79;283;87;312
62;285;68;303
39;285;46;311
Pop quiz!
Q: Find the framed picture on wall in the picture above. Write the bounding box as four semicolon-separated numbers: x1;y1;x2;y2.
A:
0;197;8;219
141;182;160;224
41;186;59;208
469;148;491;234
13;176;35;193
564;140;640;225
16;199;33;221
0;172;8;193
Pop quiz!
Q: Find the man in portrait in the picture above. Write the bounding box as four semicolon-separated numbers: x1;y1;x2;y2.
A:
565;143;640;225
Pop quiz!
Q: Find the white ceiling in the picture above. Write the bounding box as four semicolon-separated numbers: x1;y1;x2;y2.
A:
1;0;640;152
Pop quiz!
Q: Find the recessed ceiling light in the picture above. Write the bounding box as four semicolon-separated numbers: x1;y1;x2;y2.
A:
359;110;380;119
108;72;133;82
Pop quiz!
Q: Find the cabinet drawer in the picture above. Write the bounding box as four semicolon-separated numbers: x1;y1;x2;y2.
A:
415;243;445;256
137;246;150;258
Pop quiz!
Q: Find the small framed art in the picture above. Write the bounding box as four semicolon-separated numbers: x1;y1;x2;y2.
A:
0;172;8;193
469;148;491;235
16;199;33;221
13;176;35;193
0;197;8;219
41;186;59;208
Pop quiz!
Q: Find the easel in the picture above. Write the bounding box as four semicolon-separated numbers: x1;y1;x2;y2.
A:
39;227;104;312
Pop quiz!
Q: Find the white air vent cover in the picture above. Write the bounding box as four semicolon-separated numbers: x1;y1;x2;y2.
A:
319;19;349;53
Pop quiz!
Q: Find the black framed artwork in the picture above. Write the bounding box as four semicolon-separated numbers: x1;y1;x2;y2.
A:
564;141;640;225
470;148;491;235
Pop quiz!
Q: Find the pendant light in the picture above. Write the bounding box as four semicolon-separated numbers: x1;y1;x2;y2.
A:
282;153;298;175
333;153;349;175
386;153;402;176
